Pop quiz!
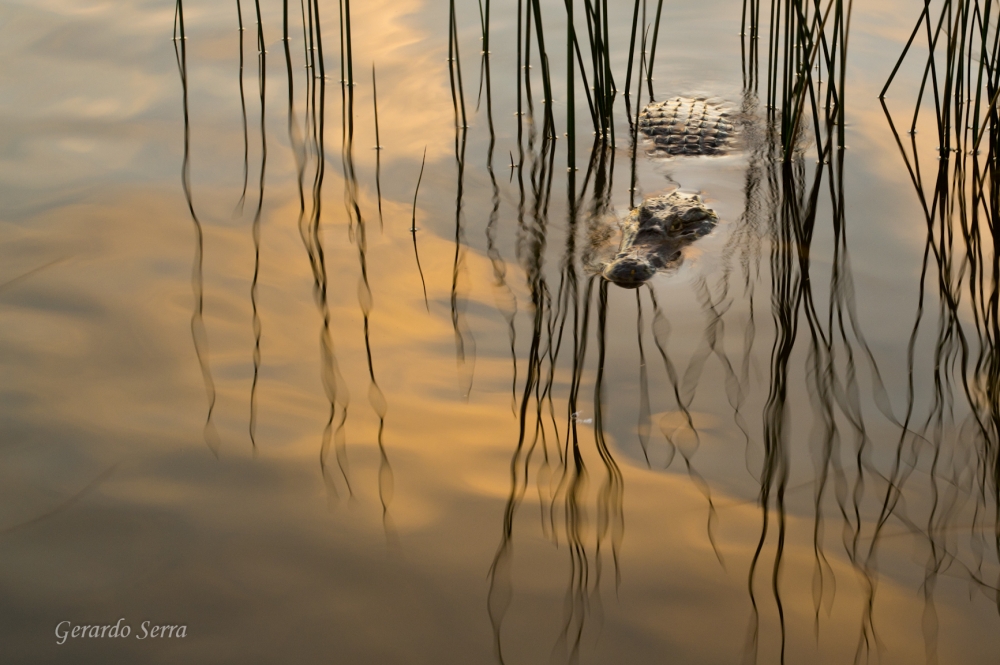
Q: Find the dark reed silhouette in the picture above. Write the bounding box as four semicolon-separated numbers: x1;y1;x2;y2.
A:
737;4;893;663
173;0;220;455
372;64;384;231
285;0;352;498
0;258;68;295
486;11;627;652
338;0;394;533
481;1;932;663
873;2;1000;661
235;0;249;215
166;1;1000;662
409;147;430;310
478;22;520;413
246;0;267;452
449;1;477;400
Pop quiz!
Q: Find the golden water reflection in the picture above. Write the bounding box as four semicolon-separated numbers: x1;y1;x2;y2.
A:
1;0;999;663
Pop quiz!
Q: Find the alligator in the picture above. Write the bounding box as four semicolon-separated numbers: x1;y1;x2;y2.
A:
600;191;719;288
596;97;738;289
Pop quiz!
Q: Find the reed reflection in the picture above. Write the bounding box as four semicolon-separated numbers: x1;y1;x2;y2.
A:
372;65;384;231
339;0;394;531
727;1;1000;661
486;0;958;661
286;0;352;497
873;2;1000;659
449;0;476;400
733;3;908;662
246;0;267;452
488;206;625;665
164;0;1000;660
410;147;430;310
173;0;220;455
487;4;742;659
479;17;519;412
487;2;626;654
236;0;249;215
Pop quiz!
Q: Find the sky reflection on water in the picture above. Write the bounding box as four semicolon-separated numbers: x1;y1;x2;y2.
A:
1;0;999;664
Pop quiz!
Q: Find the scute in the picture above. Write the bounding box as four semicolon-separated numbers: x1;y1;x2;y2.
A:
638;97;736;156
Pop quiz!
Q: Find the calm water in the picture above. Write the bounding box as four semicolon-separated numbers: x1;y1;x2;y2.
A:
3;0;999;663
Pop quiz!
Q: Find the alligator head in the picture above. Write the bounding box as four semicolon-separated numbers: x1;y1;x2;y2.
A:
601;192;718;288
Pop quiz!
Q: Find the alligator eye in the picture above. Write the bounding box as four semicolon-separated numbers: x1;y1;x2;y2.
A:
670;221;682;231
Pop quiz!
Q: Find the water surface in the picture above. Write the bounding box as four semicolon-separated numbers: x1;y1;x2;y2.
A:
2;1;999;663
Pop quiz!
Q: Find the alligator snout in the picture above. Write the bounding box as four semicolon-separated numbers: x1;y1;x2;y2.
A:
602;256;657;288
